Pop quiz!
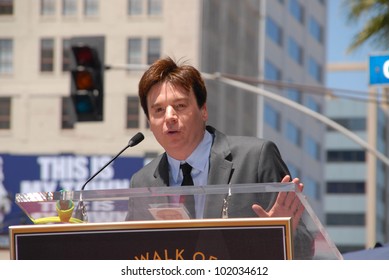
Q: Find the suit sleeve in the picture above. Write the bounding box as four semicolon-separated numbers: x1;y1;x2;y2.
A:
257;140;290;182
257;140;315;259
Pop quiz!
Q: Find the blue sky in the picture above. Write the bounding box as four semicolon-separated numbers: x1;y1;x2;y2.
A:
326;0;384;95
327;0;377;62
327;0;366;93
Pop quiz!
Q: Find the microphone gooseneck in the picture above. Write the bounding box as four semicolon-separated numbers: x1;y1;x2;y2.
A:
80;132;145;191
74;132;145;222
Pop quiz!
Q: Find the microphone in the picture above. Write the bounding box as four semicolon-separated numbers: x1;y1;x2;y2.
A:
72;132;145;222
81;132;145;191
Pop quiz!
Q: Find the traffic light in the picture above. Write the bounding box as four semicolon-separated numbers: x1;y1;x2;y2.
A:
69;36;105;122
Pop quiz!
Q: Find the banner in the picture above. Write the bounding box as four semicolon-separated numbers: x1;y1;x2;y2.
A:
0;153;144;235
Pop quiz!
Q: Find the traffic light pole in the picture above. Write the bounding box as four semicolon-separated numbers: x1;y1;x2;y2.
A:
201;72;389;168
104;64;150;71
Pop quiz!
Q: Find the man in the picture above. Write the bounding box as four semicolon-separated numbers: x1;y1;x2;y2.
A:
128;57;313;259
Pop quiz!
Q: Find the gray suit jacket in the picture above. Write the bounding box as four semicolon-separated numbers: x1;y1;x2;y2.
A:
127;126;313;259
129;125;290;217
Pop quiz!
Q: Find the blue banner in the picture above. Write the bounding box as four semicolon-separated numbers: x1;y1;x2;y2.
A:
369;54;389;85
0;153;144;234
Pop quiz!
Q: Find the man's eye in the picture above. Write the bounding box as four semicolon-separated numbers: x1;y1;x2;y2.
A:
175;104;186;110
154;108;164;113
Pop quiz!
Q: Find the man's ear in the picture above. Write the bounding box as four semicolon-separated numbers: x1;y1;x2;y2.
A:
201;104;208;121
147;118;151;130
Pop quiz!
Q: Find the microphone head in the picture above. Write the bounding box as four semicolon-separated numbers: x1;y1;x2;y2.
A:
128;132;145;147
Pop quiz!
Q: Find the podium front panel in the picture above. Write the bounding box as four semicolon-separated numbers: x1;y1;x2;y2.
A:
10;218;292;260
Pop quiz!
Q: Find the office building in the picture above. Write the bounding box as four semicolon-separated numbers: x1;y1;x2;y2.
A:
0;0;327;242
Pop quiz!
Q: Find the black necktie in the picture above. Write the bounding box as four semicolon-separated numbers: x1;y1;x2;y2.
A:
180;163;195;218
181;163;194;186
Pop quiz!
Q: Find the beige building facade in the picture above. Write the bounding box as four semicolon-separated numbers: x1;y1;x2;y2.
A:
0;0;331;256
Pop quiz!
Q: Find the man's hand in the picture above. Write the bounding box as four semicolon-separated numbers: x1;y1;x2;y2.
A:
252;175;305;231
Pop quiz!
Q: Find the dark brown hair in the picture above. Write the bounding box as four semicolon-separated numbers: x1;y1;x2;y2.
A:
138;56;207;118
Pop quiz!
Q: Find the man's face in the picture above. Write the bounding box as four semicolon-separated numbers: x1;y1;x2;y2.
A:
147;82;208;160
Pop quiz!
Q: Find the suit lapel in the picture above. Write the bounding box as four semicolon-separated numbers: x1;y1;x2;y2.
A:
153;153;170;187
207;126;234;185
205;126;234;217
208;151;233;184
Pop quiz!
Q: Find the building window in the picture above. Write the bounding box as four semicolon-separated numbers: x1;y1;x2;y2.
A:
287;36;304;65
305;136;320;160
286;87;302;103
147;38;161;65
148;0;162;15
265;59;282;81
0;97;11;129
308;56;322;83
289;0;304;24
0;0;13;15
264;103;281;131
128;0;142;15
127;38;142;65
126;96;139;128
266;16;283;46
285;121;301;147
326;213;365;226
305;95;321;113
40;38;55;72
61;97;75;129
287;161;300;178
327;150;365;162
0;39;13;74
309;16;323;43
41;0;56;16
62;0;77;16
327;117;366;131
326;182;365;194
62;39;70;72
304;177;320;200
84;0;98;16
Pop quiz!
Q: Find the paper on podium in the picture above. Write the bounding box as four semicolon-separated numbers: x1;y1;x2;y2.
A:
149;203;191;220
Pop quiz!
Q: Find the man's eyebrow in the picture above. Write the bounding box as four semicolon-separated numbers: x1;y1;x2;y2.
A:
173;97;188;103
150;97;188;108
150;102;161;109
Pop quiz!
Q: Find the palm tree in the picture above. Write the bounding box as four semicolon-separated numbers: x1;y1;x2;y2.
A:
342;0;389;53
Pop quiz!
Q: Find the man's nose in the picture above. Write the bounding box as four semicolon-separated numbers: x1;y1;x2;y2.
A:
165;105;177;120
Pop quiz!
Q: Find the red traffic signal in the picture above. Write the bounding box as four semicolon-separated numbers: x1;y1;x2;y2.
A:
72;46;99;68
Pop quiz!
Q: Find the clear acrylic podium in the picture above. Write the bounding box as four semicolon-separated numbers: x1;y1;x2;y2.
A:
10;182;342;260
